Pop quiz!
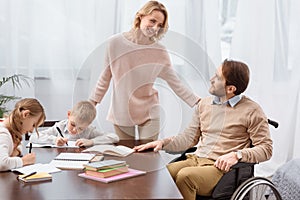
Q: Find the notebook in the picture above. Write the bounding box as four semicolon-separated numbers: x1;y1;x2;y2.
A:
82;145;135;157
12;163;61;174
49;153;96;170
78;168;146;183
26;141;79;148
18;172;52;183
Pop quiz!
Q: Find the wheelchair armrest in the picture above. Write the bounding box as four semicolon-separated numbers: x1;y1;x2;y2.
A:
185;146;197;153
211;162;255;198
231;162;256;169
169;146;197;163
170;148;256;199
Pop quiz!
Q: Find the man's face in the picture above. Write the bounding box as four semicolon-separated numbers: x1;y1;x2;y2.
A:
209;65;226;97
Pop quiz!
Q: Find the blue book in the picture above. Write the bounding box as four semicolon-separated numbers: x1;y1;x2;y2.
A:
83;160;127;171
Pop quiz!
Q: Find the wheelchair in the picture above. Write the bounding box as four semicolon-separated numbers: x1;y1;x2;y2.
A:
170;119;282;200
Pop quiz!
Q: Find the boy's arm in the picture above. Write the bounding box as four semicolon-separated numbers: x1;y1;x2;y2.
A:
29;126;58;144
84;127;119;145
29;121;65;144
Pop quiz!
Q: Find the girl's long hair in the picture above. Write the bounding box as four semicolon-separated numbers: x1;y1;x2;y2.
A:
7;98;45;154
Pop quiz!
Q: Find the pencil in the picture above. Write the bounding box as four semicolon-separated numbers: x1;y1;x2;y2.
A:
22;171;37;179
56;127;68;146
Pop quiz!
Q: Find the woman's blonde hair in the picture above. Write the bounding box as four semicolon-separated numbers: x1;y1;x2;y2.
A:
7;98;45;152
133;0;169;41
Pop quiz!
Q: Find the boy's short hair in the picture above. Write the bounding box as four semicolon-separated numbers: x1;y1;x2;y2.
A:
70;101;96;125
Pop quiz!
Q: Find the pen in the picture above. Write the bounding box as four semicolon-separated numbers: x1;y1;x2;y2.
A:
56;127;68;146
22;171;37;179
29;143;32;153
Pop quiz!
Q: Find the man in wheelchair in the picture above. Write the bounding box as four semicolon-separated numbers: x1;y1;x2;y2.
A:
134;59;273;200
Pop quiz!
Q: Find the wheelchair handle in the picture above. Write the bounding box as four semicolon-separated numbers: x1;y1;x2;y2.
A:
268;119;279;128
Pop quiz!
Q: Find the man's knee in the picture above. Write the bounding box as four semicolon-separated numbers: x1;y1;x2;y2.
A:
175;167;223;196
166;163;176;179
175;168;198;188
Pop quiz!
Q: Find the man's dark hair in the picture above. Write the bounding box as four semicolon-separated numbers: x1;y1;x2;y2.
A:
222;59;250;95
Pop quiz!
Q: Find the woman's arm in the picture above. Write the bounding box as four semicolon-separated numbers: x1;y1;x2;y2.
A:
157;50;200;107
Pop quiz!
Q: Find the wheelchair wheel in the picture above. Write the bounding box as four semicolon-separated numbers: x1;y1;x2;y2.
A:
230;177;282;200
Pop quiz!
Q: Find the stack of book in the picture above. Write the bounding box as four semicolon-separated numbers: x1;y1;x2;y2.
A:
83;160;129;178
79;159;146;183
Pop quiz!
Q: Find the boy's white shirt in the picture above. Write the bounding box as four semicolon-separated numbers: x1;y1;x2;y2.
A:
29;119;119;146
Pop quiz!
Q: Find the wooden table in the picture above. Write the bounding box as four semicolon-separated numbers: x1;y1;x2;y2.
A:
0;140;183;200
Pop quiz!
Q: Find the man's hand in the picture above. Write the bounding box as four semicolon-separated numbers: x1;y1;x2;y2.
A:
133;140;164;152
214;152;239;172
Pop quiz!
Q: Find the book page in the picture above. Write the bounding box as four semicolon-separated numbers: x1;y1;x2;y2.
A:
53;141;79;148
26;141;79;148
50;153;95;170
115;146;135;156
82;145;134;157
12;163;61;174
54;153;95;161
82;145;115;154
50;160;89;170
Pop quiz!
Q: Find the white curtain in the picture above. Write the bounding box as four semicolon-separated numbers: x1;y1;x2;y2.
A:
1;0;119;119
0;0;221;137
230;0;300;176
2;0;299;176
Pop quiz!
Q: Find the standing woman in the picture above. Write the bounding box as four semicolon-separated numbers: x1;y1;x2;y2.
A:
0;98;46;171
89;1;200;140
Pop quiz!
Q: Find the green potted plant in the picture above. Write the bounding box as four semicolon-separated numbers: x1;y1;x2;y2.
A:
0;74;32;118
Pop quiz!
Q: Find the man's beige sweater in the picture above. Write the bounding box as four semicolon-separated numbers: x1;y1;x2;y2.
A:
163;95;273;163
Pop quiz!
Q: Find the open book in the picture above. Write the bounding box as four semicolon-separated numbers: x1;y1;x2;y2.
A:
49;153;96;170
82;145;135;157
12;163;61;174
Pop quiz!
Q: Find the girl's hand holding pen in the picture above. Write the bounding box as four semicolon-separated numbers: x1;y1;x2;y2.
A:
21;153;36;166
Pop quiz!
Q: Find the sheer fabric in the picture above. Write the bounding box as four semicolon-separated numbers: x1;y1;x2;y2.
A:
1;0;299;176
230;0;300;175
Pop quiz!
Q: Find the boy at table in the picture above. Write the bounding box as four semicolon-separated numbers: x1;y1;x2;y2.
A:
29;100;119;147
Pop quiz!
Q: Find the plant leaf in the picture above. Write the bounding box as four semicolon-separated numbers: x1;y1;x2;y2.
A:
0;74;33;89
